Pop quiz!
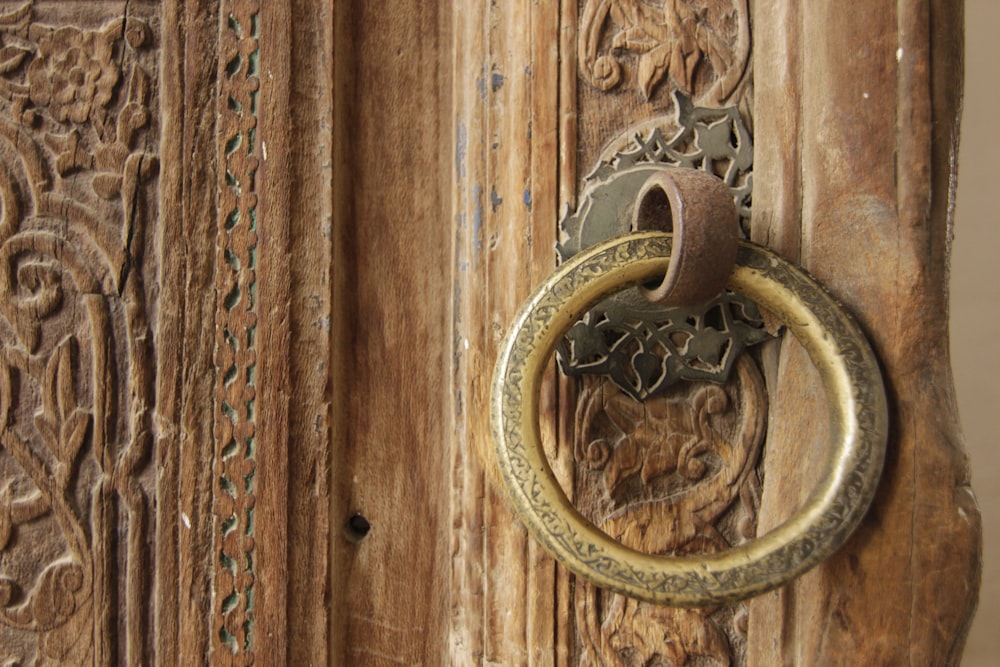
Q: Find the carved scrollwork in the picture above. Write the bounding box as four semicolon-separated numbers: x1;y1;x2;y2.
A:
574;356;765;666
0;3;158;664
579;0;750;106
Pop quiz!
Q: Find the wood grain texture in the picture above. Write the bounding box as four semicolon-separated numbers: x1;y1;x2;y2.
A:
449;1;567;665
747;1;981;664
328;2;453;664
258;1;975;663
0;3;161;663
0;1;973;663
211;0;263;660
158;0;218;663
273;0;335;662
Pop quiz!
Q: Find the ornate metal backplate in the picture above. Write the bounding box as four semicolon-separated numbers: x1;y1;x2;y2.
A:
557;93;767;399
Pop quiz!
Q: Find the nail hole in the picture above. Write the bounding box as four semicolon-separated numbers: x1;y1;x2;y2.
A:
344;513;371;543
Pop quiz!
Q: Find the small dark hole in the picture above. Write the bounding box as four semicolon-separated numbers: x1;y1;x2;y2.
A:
345;513;371;543
704;305;725;331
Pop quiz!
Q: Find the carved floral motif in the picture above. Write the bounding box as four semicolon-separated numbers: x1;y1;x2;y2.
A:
579;0;750;105
27;24;119;126
0;4;158;664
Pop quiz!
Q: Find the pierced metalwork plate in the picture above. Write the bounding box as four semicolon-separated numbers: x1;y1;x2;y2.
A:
559;293;771;400
557;93;766;399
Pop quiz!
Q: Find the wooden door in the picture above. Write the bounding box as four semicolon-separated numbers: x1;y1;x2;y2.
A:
0;0;980;665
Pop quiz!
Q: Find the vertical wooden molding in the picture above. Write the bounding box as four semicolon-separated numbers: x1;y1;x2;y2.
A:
158;0;219;663
254;0;292;663
280;0;334;662
748;1;981;664
211;0;262;661
451;1;564;664
328;2;452;664
209;0;332;661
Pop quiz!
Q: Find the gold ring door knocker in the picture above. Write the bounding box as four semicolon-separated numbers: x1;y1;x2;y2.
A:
490;169;889;607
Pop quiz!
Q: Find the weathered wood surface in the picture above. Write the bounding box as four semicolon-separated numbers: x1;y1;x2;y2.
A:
451;1;568;664
451;0;980;664
327;2;454;665
0;2;163;663
748;1;981;664
0;0;981;664
159;0;218;663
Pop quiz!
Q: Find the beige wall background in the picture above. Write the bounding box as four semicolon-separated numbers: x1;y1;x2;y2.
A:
954;2;997;664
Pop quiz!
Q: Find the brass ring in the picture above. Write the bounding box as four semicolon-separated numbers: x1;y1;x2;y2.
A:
490;232;888;607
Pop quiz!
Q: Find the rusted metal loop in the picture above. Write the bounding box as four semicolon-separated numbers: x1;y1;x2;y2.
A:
633;169;738;306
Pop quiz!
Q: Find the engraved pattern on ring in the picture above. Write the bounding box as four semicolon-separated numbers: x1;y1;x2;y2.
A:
491;233;887;606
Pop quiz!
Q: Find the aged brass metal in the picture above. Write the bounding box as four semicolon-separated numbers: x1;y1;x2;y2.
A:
491;232;888;606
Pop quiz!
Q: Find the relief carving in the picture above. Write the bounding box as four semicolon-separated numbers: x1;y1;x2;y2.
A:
212;0;260;662
579;0;750;106
571;4;757;657
574;356;765;666
0;3;158;664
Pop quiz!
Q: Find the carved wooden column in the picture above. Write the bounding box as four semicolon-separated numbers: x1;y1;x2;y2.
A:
0;0;329;663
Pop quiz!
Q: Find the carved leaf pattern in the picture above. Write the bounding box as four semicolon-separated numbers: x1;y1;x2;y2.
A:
600;384;727;497
574;357;765;665
0;4;29;30
0;3;158;663
579;0;748;105
603;596;732;667
0;45;28;75
33;337;90;482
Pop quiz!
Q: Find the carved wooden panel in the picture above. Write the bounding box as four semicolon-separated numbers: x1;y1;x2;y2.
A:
567;2;759;664
452;0;978;665
579;0;750;103
573;356;764;666
0;1;304;662
0;2;159;663
0;1;977;664
577;0;752;173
